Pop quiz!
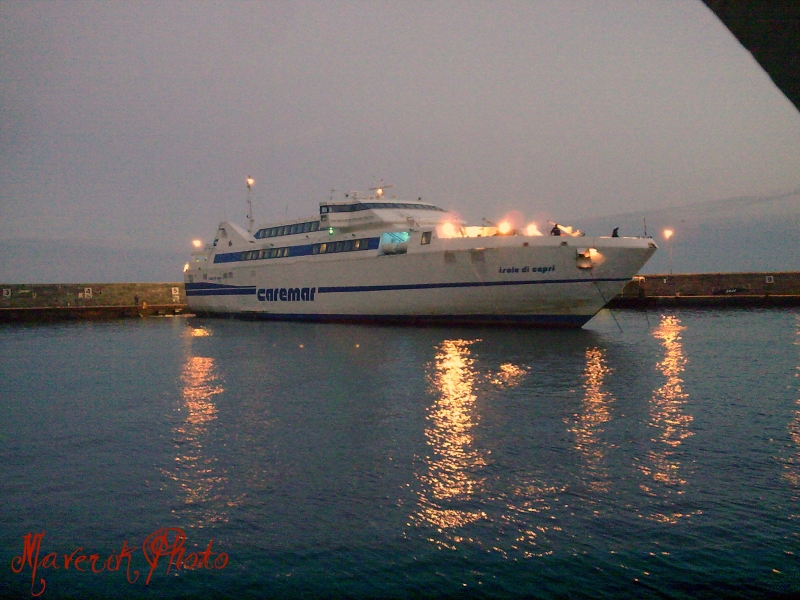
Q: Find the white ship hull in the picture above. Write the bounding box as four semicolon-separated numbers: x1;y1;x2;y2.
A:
186;201;656;327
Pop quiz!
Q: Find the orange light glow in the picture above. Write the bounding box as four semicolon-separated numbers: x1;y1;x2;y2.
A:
526;223;543;236
192;239;203;248
664;229;673;240
498;221;511;234
441;222;457;238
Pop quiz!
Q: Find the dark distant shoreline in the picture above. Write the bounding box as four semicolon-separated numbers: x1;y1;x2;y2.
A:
1;273;798;323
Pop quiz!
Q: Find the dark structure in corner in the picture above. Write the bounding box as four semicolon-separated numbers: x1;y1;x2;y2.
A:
702;0;800;113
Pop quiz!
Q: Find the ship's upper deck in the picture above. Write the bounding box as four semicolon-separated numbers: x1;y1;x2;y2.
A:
318;191;457;232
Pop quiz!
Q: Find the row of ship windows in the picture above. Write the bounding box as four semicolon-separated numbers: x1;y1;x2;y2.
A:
253;221;321;239
213;237;381;264
319;202;445;214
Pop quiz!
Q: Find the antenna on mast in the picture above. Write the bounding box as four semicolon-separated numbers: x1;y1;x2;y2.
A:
246;176;255;233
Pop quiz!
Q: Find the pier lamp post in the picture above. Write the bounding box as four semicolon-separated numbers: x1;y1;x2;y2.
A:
246;176;255;233
663;229;674;275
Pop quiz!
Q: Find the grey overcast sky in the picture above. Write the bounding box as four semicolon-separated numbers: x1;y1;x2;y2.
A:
2;0;799;254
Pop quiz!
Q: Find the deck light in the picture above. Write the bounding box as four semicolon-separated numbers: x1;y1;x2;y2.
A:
498;221;511;234
192;239;203;248
441;222;457;238
526;223;543;236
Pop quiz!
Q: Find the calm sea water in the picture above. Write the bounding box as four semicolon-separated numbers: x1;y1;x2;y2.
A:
1;309;798;599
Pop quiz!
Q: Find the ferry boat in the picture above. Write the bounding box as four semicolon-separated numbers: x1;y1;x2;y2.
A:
184;187;657;327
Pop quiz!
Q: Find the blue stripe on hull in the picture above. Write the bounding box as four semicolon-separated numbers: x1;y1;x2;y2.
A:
185;283;256;296
192;311;592;328
318;277;628;294
185;277;628;297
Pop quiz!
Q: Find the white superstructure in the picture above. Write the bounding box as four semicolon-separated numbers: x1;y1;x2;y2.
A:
184;190;656;327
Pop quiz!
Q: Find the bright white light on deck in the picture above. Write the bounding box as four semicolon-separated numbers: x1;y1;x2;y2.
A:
192;239;203;248
183;263;190;272
441;222;457;238
498;221;511;234
526;223;543;236
664;229;673;240
246;176;255;188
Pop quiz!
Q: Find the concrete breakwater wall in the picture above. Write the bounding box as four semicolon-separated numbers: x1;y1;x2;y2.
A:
0;282;186;322
1;273;798;322
611;271;800;307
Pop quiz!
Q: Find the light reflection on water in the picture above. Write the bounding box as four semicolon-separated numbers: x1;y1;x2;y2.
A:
162;325;230;526
488;362;528;387
639;314;696;523
412;339;487;540
570;347;614;493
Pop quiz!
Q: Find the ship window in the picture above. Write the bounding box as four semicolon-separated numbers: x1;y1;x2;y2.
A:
289;224;297;235
319;243;327;253
421;231;432;245
353;239;361;250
